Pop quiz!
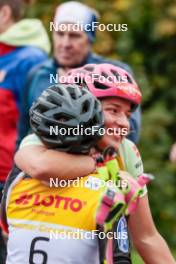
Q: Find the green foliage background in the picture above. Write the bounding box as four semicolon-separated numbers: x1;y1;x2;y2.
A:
28;0;176;250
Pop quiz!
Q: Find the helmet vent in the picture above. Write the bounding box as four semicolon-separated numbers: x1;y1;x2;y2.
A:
52;86;63;94
110;69;121;79
126;75;132;84
53;113;72;122
48;97;62;106
82;101;89;113
94;81;109;90
67;86;78;99
101;72;109;78
37;104;49;114
70;91;77;99
84;66;94;72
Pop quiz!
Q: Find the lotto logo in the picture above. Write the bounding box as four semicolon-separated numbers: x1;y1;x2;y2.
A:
15;193;86;212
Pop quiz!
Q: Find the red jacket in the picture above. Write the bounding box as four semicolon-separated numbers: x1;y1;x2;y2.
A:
0;42;47;183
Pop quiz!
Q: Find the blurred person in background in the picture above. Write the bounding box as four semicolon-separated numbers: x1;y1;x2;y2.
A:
0;0;50;262
0;0;50;190
17;0;141;148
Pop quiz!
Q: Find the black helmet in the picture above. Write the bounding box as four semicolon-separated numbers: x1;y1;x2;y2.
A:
30;84;104;154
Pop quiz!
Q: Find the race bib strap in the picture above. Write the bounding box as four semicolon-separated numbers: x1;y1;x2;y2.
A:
112;217;131;264
98;217;131;264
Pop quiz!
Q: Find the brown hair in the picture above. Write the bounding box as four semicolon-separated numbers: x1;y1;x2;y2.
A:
0;0;33;21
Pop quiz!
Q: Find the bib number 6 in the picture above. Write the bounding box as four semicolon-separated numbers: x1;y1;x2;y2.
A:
29;237;49;264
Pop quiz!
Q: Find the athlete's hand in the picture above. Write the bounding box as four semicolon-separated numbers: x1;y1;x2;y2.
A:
119;171;153;215
118;171;142;214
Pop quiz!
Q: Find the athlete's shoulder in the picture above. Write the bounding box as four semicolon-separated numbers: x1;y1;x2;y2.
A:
19;133;43;149
119;138;143;178
119;139;147;197
121;138;141;155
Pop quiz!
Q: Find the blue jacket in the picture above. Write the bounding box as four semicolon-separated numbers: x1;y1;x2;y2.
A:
17;53;141;146
0;45;48;182
0;18;51;182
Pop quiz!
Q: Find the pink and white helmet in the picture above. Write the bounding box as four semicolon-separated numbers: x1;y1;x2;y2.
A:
65;63;142;110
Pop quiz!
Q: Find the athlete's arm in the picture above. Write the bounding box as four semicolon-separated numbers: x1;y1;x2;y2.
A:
14;145;95;181
128;195;175;264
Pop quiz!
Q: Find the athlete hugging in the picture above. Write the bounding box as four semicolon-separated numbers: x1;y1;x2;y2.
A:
1;64;175;264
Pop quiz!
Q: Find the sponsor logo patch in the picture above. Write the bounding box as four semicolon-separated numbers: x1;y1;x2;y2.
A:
117;216;129;253
15;193;86;212
84;176;102;190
